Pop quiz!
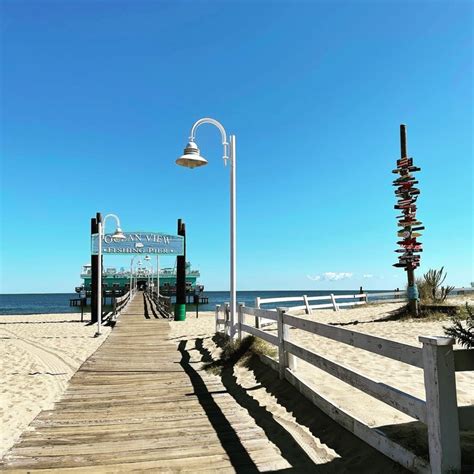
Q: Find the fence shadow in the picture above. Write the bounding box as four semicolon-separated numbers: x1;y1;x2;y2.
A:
195;335;408;473
177;340;259;472
379;419;474;471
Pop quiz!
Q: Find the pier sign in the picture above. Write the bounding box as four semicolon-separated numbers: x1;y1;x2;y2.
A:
91;232;184;256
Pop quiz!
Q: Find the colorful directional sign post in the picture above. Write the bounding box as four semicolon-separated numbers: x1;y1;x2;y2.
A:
91;232;184;256
392;125;423;316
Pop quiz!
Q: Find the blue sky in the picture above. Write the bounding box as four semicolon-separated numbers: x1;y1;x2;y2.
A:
1;0;472;293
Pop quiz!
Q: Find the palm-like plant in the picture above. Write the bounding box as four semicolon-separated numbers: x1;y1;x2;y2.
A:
444;303;474;348
422;267;455;303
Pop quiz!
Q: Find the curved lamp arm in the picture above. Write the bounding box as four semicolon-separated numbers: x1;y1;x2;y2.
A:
189;117;229;165
103;213;122;230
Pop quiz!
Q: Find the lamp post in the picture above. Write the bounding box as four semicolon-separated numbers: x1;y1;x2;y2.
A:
129;255;140;296
144;255;153;292
176;118;237;338
156;255;160;300
97;213;126;336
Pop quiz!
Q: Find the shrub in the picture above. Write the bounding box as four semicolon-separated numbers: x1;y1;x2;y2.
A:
444;303;474;348
417;267;455;304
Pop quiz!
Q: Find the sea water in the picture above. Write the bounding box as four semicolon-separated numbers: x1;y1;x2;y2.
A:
0;290;397;315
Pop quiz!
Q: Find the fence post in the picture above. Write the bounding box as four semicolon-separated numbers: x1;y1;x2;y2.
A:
330;293;339;311
215;305;221;334
224;303;230;338
277;308;286;379
255;297;261;329
237;303;245;341
303;295;312;314
420;336;461;473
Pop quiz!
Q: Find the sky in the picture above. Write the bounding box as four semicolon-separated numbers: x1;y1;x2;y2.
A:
0;0;472;293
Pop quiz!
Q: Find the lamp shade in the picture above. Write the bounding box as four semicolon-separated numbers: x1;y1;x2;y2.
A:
176;141;208;169
113;227;126;240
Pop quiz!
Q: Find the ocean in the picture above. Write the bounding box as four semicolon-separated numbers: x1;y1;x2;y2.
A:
0;290;400;315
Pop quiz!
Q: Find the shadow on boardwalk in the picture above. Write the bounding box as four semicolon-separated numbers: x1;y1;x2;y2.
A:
179;336;408;473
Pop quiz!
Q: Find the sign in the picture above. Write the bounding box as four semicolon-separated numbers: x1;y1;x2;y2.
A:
91;232;184;256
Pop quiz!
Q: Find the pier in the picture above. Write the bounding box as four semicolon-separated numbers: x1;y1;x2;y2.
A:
0;292;296;471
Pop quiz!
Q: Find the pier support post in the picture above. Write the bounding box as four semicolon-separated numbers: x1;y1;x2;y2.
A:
174;219;186;321
90;216;99;323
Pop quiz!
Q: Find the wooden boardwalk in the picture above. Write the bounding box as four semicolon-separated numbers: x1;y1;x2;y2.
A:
1;292;293;472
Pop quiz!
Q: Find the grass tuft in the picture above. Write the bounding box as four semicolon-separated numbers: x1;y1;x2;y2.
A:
205;335;277;375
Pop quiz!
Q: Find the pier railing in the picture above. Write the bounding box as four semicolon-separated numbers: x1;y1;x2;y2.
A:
148;289;173;318
102;290;131;322
214;304;470;472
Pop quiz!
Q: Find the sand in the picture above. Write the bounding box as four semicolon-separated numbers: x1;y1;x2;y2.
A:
169;297;474;464
2;296;472;468
0;313;111;459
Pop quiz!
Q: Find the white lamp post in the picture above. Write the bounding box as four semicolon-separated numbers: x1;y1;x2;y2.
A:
156;255;160;299
176;118;237;338
97;213;126;336
129;256;139;296
144;255;153;292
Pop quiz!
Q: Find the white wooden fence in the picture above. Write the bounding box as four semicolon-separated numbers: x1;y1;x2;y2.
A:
214;303;472;473
255;291;410;317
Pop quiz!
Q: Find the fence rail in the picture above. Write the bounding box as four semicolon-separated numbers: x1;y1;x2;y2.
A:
149;289;173;318
255;291;401;314
214;303;470;473
103;290;131;321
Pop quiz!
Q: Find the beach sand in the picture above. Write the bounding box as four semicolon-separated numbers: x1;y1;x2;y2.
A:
170;296;474;465
2;296;472;468
0;313;111;459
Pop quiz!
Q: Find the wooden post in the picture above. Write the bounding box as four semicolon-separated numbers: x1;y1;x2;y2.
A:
225;303;230;337
277;308;286;379
303;294;312;314
255;297;261;329
420;336;461;473
90;216;99;323
330;293;339;311
215;305;221;333
237;303;245;341
400;125;419;317
174;219;186;321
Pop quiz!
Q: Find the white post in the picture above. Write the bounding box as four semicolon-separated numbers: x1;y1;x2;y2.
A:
97;220;102;336
229;134;237;339
420;336;461;473
255;296;261;329
215;304;221;334
303;294;312;314
330;293;339;312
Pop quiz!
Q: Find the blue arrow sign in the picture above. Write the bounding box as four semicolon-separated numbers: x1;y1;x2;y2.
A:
91;231;184;256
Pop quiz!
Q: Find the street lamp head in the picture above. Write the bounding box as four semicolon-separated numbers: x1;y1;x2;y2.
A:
176;141;208;169
112;227;126;241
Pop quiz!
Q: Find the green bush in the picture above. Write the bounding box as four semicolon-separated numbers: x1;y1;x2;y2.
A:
416;267;455;304
444;303;474;348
